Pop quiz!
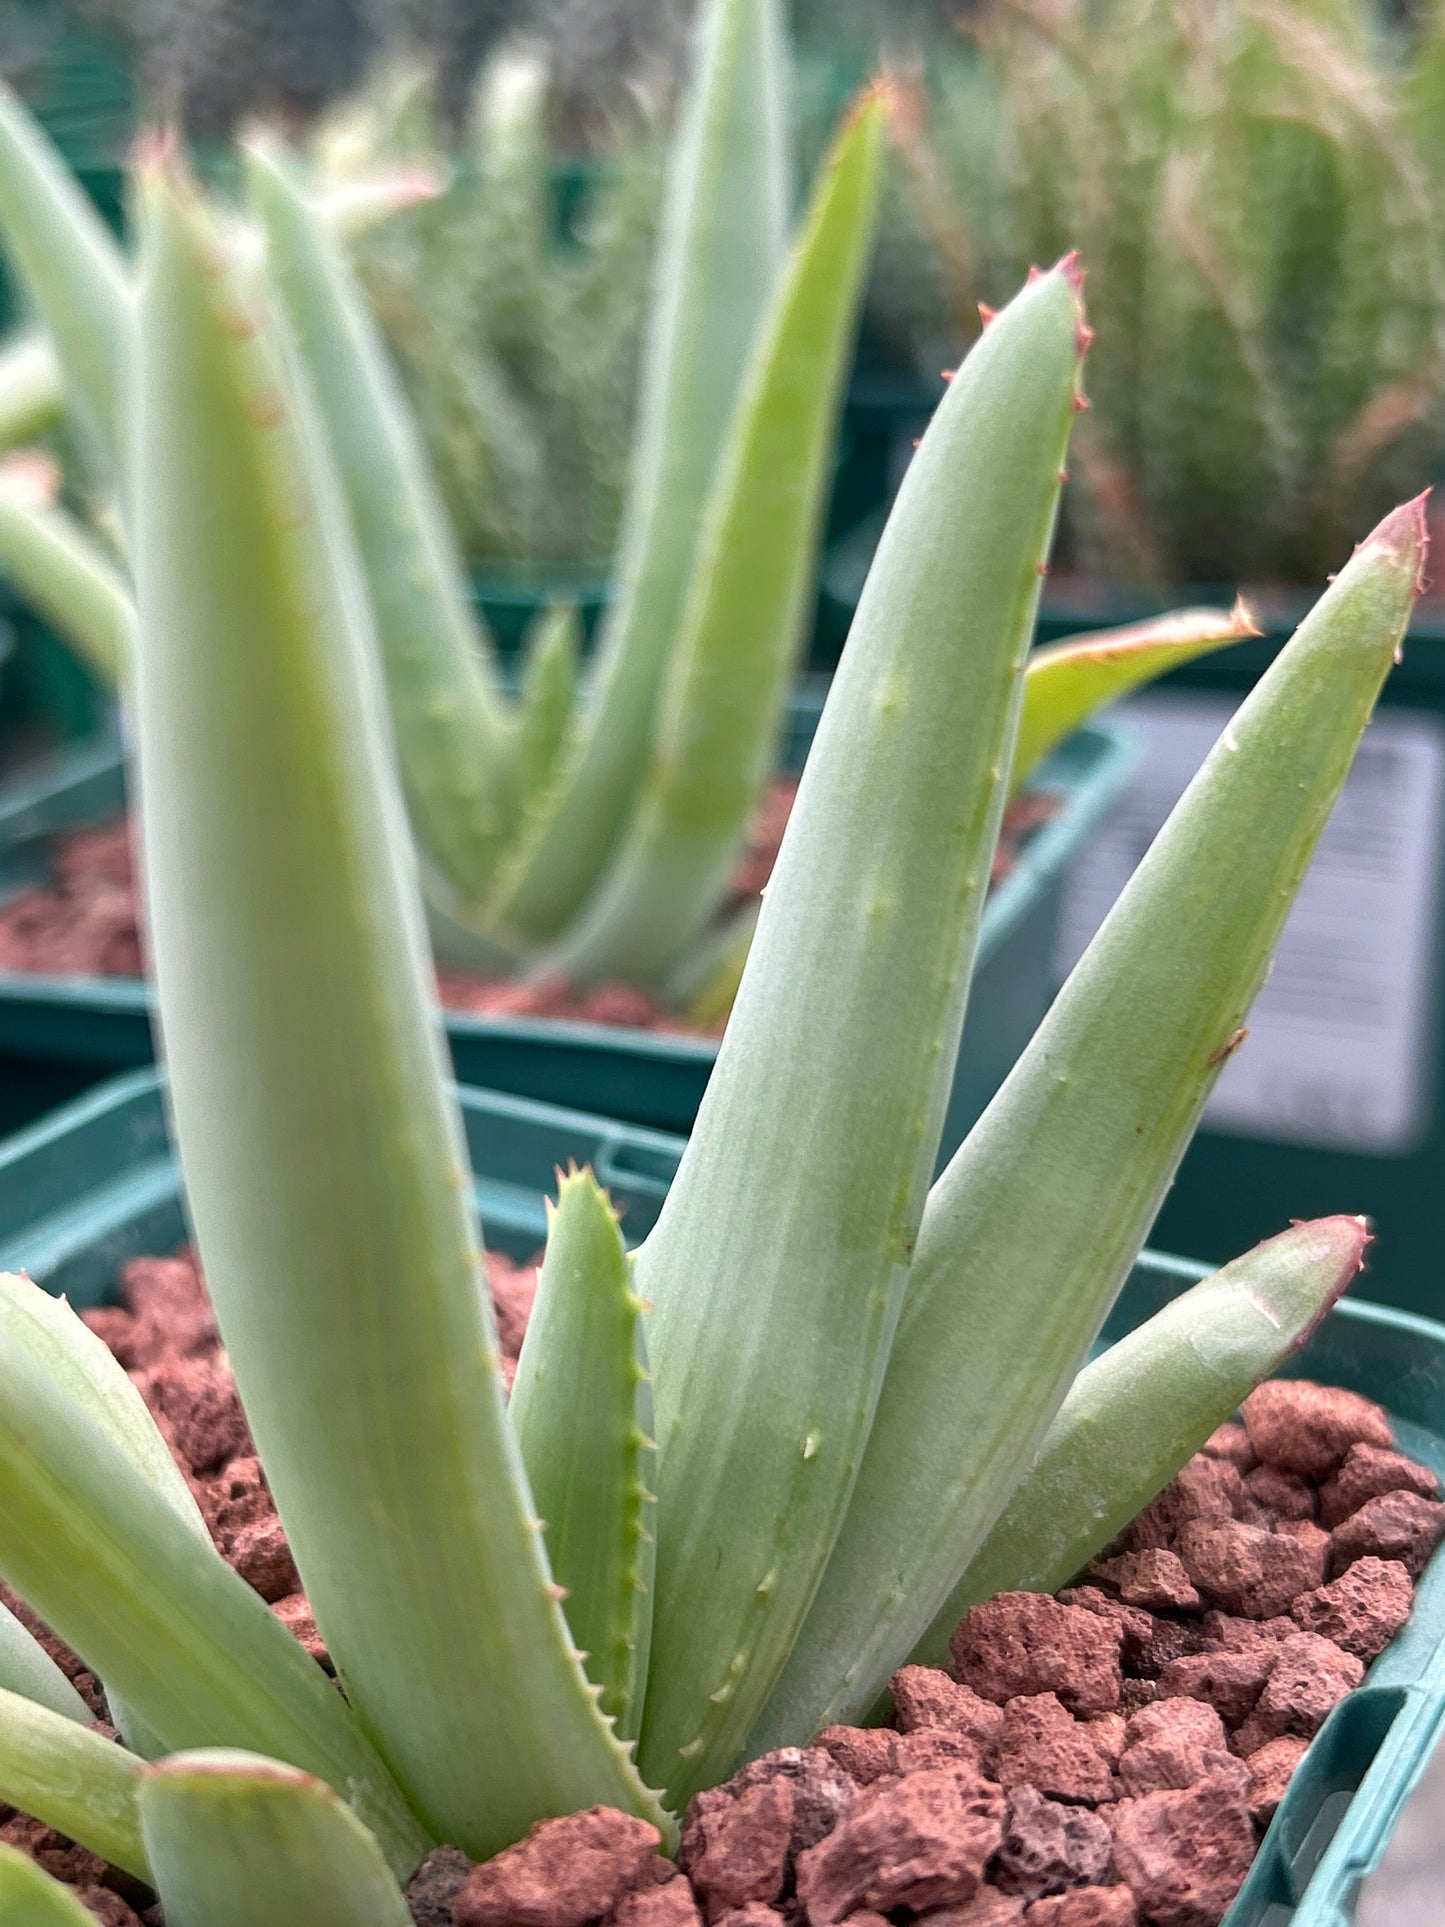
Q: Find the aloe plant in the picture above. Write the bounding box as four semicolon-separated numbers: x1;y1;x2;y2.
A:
0;0;1255;1014
0;65;1425;1908
872;0;1445;589
313;52;664;572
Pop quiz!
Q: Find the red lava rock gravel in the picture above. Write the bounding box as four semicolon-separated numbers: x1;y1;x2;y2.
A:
2;1243;1438;1927
0;787;1052;1037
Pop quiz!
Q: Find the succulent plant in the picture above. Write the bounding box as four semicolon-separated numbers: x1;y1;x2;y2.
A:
0;0;1257;1017
873;0;1445;590
311;51;665;571
0;111;1421;1914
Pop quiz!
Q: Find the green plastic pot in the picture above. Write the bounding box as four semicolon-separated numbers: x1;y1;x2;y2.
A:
0;697;1136;1156
0;1065;1441;1927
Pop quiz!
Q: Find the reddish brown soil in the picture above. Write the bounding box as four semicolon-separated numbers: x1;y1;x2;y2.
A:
0;785;1057;1038
3;1253;1435;1926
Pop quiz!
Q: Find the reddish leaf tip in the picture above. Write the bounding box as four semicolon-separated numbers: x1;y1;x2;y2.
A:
1359;492;1431;595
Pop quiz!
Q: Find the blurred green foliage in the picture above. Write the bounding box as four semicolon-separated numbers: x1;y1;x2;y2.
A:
855;0;1445;590
315;56;663;570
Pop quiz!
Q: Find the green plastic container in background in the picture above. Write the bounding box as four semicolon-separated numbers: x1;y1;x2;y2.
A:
0;702;1136;1154
0;1064;1442;1927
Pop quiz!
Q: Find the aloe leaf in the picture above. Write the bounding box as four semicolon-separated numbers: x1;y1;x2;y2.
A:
633;263;1087;1805
245;140;518;910
548;96;884;988
0;1687;146;1877
0;331;63;450
0;1272;204;1536
916;1215;1369;1653
0;465;133;685
0;1844;114;1923
320;169;442;241
516;602;582;814
1012;599;1260;793
0;1304;426;1874
496;0;792;941
753;499;1426;1745
0;82;130;447
131;167;665;1854
663;897;760;1031
0;1270;212;1758
140;1751;412;1927
0;1269;190;1756
511;1172;657;1739
0;1604;89;1724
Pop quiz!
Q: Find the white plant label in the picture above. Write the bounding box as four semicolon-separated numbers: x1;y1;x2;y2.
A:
1056;694;1445;1155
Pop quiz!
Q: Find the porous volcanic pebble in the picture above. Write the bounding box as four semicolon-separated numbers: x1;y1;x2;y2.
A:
1116;1698;1245;1800
724;1747;856;1854
73;1892;145;1926
453;1807;660;1927
138;1356;253;1476
896;1730;987;1775
1173;1517;1327;1619
1330;1490;1445;1577
614;1878;706;1927
950;1595;1124;1715
405;1846;473;1926
1111;1775;1256;1927
1231;1633;1363;1751
1055;1591;1153;1670
1290;1558;1414;1661
1201;1423;1257;1471
990;1787;1112;1900
1124;1459;1256;1552
1241;1381;1394;1481
991;1695;1114;1805
1023;1890;1139;1924
1318;1444;1439;1529
681;1780;794;1917
1155;1646;1277;1727
1088;1550;1200;1613
892;1666;1008;1745
1243;1465;1317;1522
795;1766;1007;1923
226;1512;301;1602
816;1725;897;1786
918;1893;1026;1924
1244;1738;1309;1825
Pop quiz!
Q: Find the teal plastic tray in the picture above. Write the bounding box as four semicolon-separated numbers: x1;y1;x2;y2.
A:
0;697;1137;1159
0;1067;1441;1926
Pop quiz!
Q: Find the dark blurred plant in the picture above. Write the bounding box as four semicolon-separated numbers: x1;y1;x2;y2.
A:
315;51;663;568
873;0;1445;590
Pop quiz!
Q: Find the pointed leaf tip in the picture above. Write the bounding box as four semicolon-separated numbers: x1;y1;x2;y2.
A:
129;125;181;178
1250;1215;1371;1352
849;76;900;129
1361;494;1430;592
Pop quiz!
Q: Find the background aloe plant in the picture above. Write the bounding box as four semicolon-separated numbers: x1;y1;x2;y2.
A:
865;0;1445;590
0;0;1252;1017
311;50;665;572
